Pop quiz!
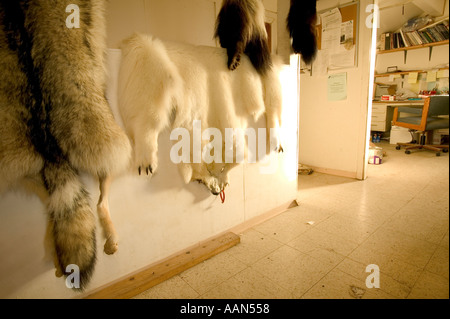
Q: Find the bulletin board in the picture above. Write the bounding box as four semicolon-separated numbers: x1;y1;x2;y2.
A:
313;1;360;74
316;2;359;50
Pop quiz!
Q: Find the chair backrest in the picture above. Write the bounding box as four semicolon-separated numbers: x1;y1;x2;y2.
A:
428;96;449;117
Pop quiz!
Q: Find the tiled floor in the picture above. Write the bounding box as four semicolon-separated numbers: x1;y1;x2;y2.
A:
134;141;449;299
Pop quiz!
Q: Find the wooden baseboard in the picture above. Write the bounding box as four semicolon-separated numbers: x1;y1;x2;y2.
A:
83;232;240;299
230;200;297;235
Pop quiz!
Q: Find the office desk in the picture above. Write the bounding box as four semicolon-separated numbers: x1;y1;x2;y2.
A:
371;100;426;132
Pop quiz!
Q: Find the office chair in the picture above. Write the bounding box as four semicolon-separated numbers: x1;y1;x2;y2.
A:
393;96;449;156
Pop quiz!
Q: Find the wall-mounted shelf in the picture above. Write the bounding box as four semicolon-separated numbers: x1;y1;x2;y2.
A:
377;40;449;63
377;40;449;55
374;67;449;78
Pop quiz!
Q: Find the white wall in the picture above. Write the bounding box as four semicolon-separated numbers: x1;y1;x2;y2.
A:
0;0;299;298
298;0;375;179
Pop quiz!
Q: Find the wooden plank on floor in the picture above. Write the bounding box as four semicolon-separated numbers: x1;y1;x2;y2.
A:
84;232;240;299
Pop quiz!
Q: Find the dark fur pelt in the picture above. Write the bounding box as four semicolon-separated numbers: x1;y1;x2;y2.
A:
214;0;272;75
287;0;318;64
0;0;131;290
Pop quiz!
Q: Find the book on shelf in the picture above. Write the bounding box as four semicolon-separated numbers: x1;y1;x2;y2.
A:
385;32;391;50
418;18;449;43
411;31;423;45
399;29;410;47
420;30;435;43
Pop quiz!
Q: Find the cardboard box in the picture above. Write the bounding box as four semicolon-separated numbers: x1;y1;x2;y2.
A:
381;95;395;101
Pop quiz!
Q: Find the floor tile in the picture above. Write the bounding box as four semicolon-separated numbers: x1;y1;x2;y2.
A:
301;269;382;299
408;271;449;299
133;275;199;299
226;229;283;266
200;267;292;299
313;213;379;245
287;228;359;267
251;246;332;298
178;251;247;295
425;246;449;279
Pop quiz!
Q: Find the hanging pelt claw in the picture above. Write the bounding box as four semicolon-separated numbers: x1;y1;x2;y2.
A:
228;54;241;71
138;165;154;176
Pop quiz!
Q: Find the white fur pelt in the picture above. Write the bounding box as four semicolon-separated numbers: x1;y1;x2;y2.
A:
118;33;283;195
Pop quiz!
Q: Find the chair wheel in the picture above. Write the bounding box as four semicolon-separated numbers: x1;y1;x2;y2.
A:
405;150;411;155
396;146;401;150
436;152;441;157
443;149;449;153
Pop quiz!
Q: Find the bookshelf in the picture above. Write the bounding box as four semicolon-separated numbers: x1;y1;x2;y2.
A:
374;67;449;78
377;18;449;62
377;39;449;54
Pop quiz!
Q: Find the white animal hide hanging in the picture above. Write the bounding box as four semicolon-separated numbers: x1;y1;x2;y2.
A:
118;33;283;195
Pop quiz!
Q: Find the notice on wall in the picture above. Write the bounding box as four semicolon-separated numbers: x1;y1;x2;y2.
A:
408;72;419;84
437;69;449;78
320;8;342;52
328;73;348;101
426;71;437;83
315;7;356;74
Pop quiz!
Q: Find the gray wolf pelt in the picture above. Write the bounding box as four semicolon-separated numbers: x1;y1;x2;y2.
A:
287;0;318;64
214;0;272;75
0;0;131;290
118;33;283;196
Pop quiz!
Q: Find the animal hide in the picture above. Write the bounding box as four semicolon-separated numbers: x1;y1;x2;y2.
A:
118;33;283;195
214;0;272;75
287;0;318;64
0;0;131;290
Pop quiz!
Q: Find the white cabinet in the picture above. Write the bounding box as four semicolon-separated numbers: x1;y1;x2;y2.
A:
371;102;394;132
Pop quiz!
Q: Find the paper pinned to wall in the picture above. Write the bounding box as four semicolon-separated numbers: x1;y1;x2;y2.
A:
426;71;437;83
320;8;342;51
328;72;347;101
329;46;356;70
437;69;449;79
321;8;342;30
408;72;419;84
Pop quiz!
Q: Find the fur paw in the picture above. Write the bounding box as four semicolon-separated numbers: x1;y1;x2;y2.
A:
138;165;155;177
55;267;64;278
228;54;241;71
104;237;119;255
270;134;283;154
135;145;158;177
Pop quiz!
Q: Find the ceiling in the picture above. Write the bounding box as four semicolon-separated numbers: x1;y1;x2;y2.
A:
378;1;425;34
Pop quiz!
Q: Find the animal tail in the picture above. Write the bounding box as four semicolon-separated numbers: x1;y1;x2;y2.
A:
215;0;272;75
245;33;272;76
44;161;97;291
214;0;248;54
287;0;318;64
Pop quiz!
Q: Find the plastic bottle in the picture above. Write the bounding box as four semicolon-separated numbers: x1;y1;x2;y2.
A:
373;133;378;143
